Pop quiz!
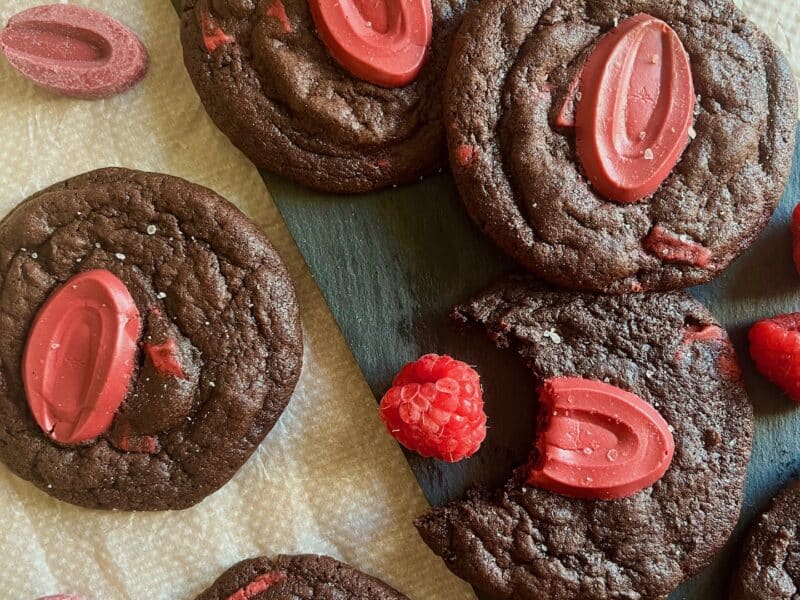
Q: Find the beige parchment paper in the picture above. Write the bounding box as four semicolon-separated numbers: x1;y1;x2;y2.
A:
0;1;476;599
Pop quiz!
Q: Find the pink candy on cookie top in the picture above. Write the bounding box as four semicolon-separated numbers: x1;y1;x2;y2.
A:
527;377;675;500
23;270;141;445
309;0;432;87
0;4;148;99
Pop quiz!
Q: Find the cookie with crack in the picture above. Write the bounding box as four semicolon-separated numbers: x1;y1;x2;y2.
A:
416;278;753;599
444;0;797;292
180;0;475;193
731;480;800;599
0;168;302;510
195;555;408;599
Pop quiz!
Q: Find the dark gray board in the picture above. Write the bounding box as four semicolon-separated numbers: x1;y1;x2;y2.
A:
268;127;800;600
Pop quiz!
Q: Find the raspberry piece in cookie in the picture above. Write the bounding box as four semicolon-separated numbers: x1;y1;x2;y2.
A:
749;313;800;402
380;354;487;462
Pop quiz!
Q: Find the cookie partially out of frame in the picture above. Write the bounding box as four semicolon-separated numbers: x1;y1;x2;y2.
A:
444;0;797;293
195;555;408;599
731;481;800;599
180;0;474;193
416;278;753;599
0;168;302;510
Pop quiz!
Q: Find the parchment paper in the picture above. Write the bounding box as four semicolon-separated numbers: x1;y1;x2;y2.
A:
0;1;476;598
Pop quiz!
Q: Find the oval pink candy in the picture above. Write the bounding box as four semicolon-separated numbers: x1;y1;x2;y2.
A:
0;4;148;99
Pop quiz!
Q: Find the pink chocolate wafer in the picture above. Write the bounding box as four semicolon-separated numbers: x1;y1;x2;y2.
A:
0;4;148;99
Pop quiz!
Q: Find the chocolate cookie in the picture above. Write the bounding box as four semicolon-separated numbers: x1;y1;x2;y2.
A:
731;481;800;599
0;168;302;510
195;554;408;599
180;0;472;193
416;278;753;598
444;0;797;293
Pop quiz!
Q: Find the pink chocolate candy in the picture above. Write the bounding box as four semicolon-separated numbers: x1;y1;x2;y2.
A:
0;4;148;99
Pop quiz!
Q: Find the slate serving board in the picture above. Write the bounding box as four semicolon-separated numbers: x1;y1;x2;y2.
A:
268;127;800;600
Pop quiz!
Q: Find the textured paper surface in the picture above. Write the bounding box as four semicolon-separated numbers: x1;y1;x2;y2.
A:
0;1;475;599
736;0;800;114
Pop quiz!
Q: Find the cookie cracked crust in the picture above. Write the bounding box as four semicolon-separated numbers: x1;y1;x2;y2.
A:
180;0;475;193
416;278;754;599
444;0;797;292
195;554;408;599
0;168;303;510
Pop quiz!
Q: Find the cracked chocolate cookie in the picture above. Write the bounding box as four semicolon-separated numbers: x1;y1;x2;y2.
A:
0;168;302;511
416;278;753;599
731;481;800;599
195;554;408;599
444;0;797;293
179;0;473;193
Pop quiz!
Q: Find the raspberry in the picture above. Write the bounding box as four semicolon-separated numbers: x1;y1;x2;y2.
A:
749;313;800;402
379;354;487;462
791;204;800;274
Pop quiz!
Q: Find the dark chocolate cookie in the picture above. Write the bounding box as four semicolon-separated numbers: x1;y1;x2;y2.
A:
416;278;753;599
731;481;800;599
444;0;797;293
180;0;472;193
0;168;302;511
195;554;408;599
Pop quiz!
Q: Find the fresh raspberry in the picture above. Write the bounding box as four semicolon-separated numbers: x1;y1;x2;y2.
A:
379;354;487;462
749;313;800;402
791;204;800;274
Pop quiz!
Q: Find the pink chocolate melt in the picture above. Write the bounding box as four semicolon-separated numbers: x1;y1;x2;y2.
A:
677;324;742;380
527;377;674;500
454;144;478;168
560;14;695;203
144;339;187;379
266;0;292;33
23;270;141;445
643;225;711;268
308;0;432;87
198;0;235;52
225;571;287;600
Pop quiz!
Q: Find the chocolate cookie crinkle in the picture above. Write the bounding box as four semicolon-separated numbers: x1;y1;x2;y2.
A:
195;554;408;599
416;277;754;599
0;168;302;511
444;0;797;293
731;481;800;599
180;0;474;193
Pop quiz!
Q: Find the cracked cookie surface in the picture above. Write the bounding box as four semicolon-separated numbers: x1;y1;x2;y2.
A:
0;168;302;510
195;554;408;599
180;0;473;193
444;0;797;292
731;481;800;599
416;278;753;599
